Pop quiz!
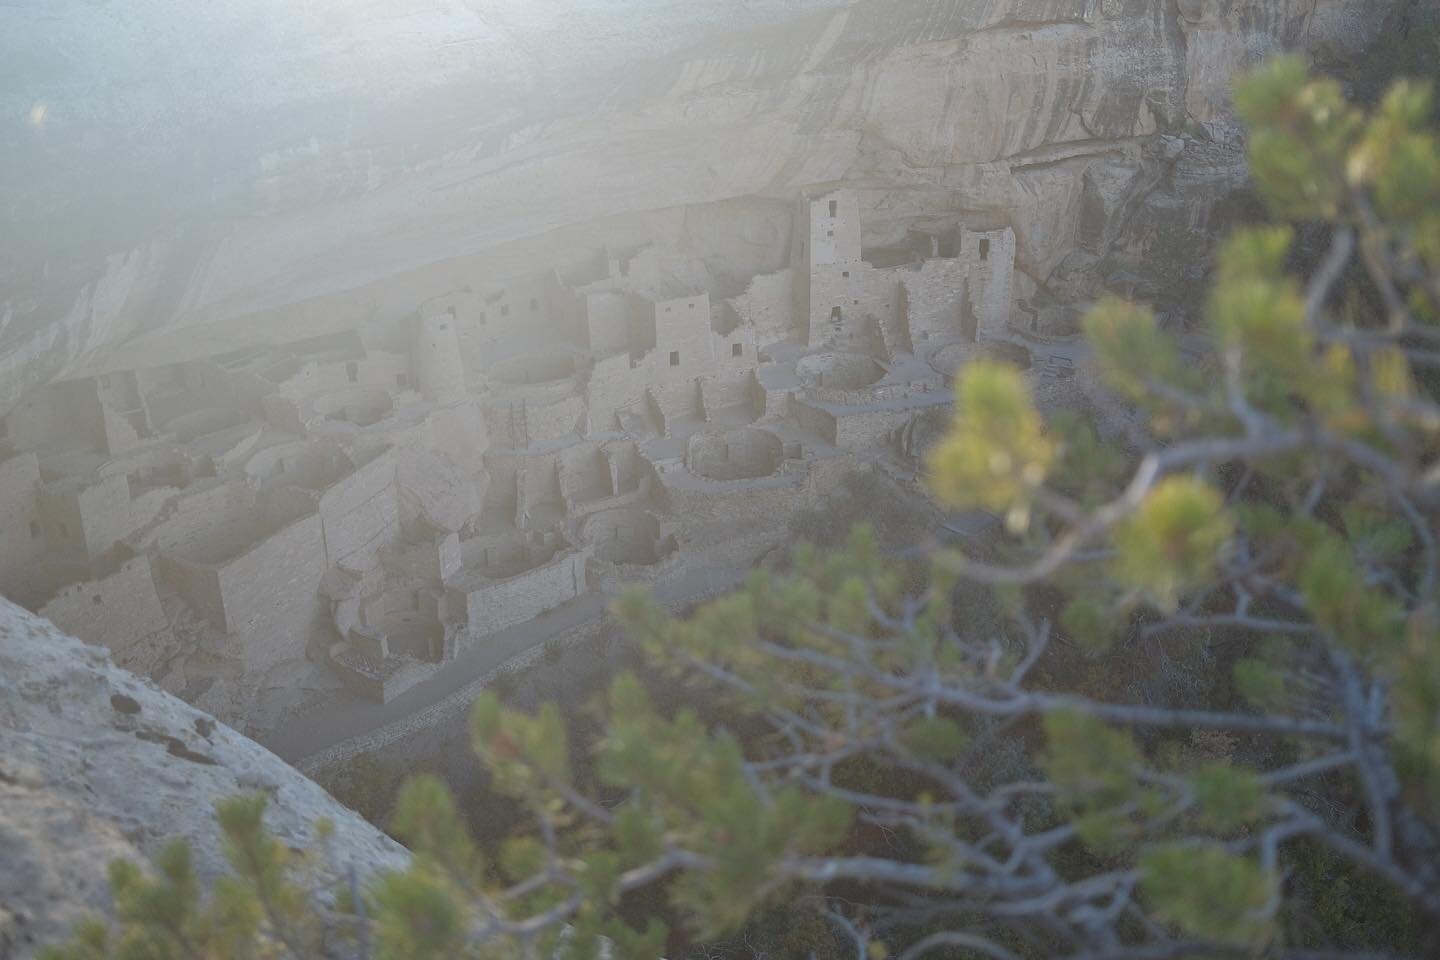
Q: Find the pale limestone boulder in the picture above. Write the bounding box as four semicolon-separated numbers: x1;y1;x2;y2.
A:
0;599;408;959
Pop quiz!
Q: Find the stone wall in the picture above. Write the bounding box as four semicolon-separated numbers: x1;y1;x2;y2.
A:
516;455;564;522
2;381;104;454
38;557;172;671
155;551;227;629
126;484;180;536
396;448;483;535
79;474;133;558
686;428;784;481
960;227;1017;339
709;325;760;380
728;268;795;347
525;394;587;443
661;474;804;546
217;513;328;670
898;258;970;343
0;453;41;588
96;372;152;454
643;294;716;385
485;393;585;447
585;509;667;565
413;312;468;402
558;444;613;505
318;449;399;569
809;261;899;350
585;290;642;356
463;549;589;637
699;372;762;421
464;277;563;369
806;190;863;269
181;364;265;420
832;405;925;451
648;380;704;433
790;398;838;446
35;474;130;562
419;399;488;472
132;481;251;556
587;353;639;433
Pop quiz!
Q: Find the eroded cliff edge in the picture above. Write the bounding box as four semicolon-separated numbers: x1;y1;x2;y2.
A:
0;0;1401;415
0;598;408;958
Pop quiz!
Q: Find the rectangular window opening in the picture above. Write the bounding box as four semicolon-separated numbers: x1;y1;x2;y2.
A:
979;238;991;261
828;200;837;218
831;307;842;321
669;351;681;367
732;343;743;357
346;362;358;383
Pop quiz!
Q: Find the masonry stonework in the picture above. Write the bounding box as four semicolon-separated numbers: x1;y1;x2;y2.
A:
0;183;1021;722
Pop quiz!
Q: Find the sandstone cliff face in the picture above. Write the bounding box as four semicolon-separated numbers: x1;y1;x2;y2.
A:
0;599;408;958
0;0;1397;414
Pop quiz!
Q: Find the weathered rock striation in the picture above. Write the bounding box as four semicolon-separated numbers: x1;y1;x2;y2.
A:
0;598;408;959
0;0;1401;415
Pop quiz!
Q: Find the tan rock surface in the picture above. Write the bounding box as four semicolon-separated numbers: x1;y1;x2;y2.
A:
0;0;1400;414
0;598;408;958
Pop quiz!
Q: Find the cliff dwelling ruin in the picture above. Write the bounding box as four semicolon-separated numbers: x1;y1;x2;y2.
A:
0;187;1070;733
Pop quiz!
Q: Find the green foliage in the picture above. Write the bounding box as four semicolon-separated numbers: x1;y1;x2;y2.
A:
1189;763;1268;833
901;714;969;761
389;774;484;887
1236;56;1362;220
1059;594;1121;655
1234;655;1287;709
371;866;469;960
1141;844;1278;948
1112;476;1233;610
1084;296;1183;405
326;753;402;826
1210;228;1315;411
1043;710;1142;802
927;360;1055;531
1042;711;1164;850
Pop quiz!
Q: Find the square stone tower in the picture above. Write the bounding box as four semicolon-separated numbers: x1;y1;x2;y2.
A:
793;188;862;344
413;305;468;404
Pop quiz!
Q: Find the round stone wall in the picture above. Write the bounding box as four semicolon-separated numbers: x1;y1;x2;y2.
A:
796;353;885;390
311;387;393;427
167;407;249;443
584;509;667;565
932;341;1031;378
685;427;783;481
